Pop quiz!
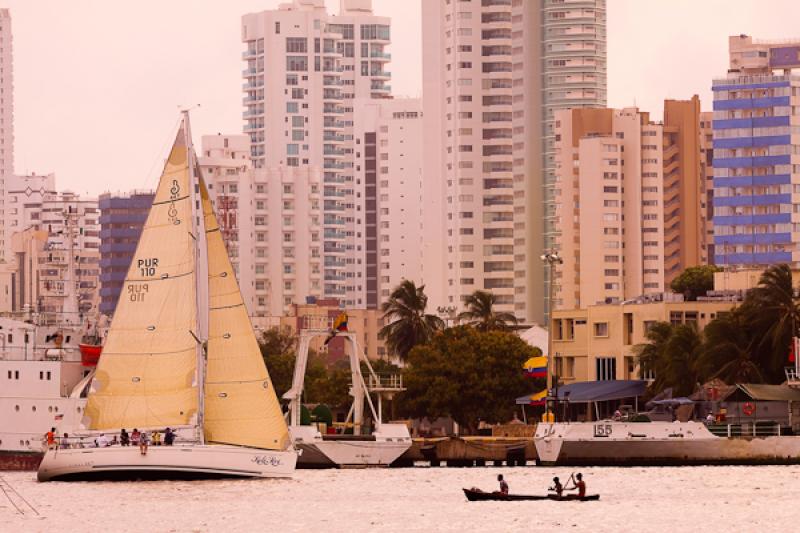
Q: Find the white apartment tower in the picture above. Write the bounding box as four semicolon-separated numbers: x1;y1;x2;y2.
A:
352;98;428;307
0;10;13;264
422;0;606;325
241;0;391;312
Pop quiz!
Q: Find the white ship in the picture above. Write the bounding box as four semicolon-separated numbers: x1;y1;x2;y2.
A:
534;379;800;466
535;420;800;466
0;317;95;470
284;316;412;467
37;113;296;481
0;191;101;470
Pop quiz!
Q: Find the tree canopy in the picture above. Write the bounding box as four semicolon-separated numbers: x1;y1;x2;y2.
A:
637;264;800;394
669;265;722;301
401;326;535;433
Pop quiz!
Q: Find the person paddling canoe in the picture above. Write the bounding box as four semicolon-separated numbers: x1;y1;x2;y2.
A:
496;474;509;495
566;473;586;498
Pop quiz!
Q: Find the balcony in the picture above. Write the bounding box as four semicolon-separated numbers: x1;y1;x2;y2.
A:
370;71;392;79
242;67;258;77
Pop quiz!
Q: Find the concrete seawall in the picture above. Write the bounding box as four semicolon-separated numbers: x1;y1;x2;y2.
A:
0;452;43;471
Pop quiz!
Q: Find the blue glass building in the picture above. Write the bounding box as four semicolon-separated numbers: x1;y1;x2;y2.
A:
98;192;154;316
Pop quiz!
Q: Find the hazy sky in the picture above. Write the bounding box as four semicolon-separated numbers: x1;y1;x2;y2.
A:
5;0;800;195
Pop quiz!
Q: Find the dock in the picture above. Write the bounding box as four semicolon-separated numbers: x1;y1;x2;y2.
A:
393;437;537;467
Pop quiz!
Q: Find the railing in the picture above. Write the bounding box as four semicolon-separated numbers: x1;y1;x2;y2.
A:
707;422;781;438
299;315;334;332
785;366;800;384
367;373;405;391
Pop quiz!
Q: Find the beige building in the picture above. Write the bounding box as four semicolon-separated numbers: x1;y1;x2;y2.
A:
554;100;712;309
554;107;665;309
268;298;385;363
551;297;738;383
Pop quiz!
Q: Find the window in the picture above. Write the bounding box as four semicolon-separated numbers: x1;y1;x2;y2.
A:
286;56;308;72
286;102;298;113
286;38;307;53
596;357;617;381
593;322;609;337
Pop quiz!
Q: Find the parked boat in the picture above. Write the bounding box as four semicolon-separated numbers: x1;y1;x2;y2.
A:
462;489;600;502
37;113;297;481
533;380;800;466
284;316;411;468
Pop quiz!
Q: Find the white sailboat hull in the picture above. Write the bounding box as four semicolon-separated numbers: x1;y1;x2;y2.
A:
37;444;297;481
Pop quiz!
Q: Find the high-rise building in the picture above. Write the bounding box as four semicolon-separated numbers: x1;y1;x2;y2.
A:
351;97;426;307
0;9;14;264
98;191;154;316
422;0;606;324
241;0;391;313
712;35;800;268
699;111;715;263
663;96;710;285
554;107;665;308
9;190;100;317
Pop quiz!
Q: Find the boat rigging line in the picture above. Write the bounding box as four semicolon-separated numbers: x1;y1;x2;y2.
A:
0;474;40;516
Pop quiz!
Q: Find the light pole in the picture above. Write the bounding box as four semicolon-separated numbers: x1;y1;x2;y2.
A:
541;251;563;405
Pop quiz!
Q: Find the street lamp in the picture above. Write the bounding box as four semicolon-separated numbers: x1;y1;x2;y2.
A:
541;251;563;408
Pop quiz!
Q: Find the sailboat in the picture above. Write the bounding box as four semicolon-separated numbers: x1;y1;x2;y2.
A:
37;113;297;481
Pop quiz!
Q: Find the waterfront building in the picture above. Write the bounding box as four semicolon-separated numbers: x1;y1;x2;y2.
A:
663;96;712;285
421;0;606;324
98;191;153;316
554;100;712;309
8;190;100;318
241;0;392;314
0;9;13;264
554;107;666;309
712;35;800;268
551;295;738;383
6;173;57;233
700;111;715;263
351;97;428;307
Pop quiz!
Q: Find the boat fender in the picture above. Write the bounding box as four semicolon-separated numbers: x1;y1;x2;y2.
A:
742;402;755;416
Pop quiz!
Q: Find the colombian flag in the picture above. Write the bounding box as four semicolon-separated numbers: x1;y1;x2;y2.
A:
324;312;349;345
523;355;548;378
525;389;548;406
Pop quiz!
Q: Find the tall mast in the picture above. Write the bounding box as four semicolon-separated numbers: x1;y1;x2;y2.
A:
183;110;209;443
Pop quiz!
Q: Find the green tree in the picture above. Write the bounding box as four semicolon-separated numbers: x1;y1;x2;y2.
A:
379;280;445;361
401;326;534;434
457;290;519;331
699;308;763;384
259;326;298;399
744;264;800;382
635;322;703;396
670;265;722;301
662;324;703;397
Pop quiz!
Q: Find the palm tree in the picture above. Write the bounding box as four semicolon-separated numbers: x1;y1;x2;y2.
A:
634;321;674;394
700;309;763;384
662;324;704;397
745;264;800;382
379;280;445;361
457;290;519;331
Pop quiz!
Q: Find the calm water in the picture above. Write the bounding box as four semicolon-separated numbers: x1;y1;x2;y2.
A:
1;466;797;532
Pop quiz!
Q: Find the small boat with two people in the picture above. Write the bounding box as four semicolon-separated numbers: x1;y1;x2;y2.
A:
37;113;297;481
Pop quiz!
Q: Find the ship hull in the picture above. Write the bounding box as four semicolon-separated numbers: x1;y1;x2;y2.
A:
0;450;43;471
37;444;297;481
290;424;411;468
535;421;800;466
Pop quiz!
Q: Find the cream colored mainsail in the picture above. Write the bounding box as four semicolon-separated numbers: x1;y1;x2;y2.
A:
200;178;290;450
84;123;199;429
